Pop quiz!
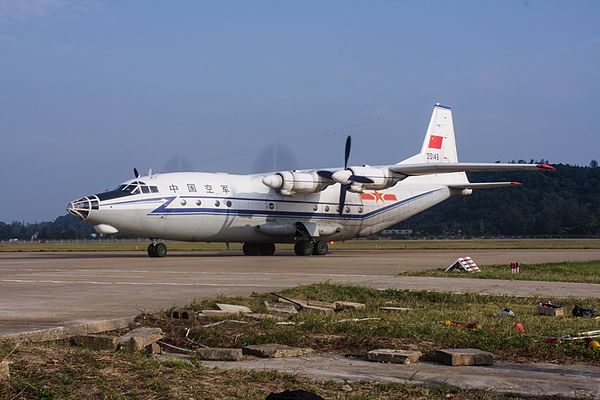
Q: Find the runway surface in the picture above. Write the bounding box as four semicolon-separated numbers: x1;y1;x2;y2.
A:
2;249;600;337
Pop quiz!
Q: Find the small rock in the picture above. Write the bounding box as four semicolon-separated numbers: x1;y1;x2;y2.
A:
367;349;422;364
334;301;366;311
435;348;493;366
216;303;253;314
196;348;243;361
0;361;10;381
380;306;412;312
265;301;298;314
243;343;313;358
342;384;353;392
118;327;164;352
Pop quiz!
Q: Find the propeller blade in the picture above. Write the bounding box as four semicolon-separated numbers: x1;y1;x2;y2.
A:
317;170;334;179
338;184;348;215
344;135;351;169
349;175;374;184
133;168;140;178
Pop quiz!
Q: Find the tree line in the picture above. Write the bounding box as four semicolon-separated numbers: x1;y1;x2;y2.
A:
1;162;600;240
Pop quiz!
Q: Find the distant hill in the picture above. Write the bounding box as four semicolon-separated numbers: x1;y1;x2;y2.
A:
2;163;599;240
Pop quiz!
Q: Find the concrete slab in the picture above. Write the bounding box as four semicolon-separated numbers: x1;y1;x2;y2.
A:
201;354;600;399
367;349;422;364
435;348;494;366
2;249;600;338
117;327;163;352
243;343;313;358
196;348;243;361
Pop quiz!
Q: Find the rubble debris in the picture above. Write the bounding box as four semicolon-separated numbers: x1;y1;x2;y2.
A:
380;306;411;312
271;293;307;309
202;319;248;328
117;327;164;352
144;343;161;355
196;347;243;361
435;348;493;366
169;309;195;321
201;309;242;317
246;313;285;321
332;317;382;324
71;335;119;351
243;343;313;358
216;303;253;314
0;361;10;381
367;349;422;364
265;301;298;314
494;307;515;317
271;293;335;312
334;301;366;311
572;305;596;318
157;341;194;354
538;301;564;317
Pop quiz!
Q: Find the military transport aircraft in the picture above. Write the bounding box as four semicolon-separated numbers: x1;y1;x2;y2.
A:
67;104;555;257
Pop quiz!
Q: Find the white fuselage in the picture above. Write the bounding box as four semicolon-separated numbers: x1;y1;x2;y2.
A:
80;171;454;243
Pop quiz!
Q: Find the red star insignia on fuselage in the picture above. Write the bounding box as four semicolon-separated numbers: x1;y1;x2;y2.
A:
372;191;384;202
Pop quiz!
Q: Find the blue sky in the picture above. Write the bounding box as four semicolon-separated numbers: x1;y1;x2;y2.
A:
1;1;598;222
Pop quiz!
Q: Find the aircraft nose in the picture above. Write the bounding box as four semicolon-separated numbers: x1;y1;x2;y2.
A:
66;196;99;220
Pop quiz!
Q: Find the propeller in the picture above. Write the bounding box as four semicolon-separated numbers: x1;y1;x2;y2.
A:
133;168;140;178
317;136;374;215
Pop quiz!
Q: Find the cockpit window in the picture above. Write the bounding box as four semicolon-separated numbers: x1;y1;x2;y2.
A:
97;181;158;201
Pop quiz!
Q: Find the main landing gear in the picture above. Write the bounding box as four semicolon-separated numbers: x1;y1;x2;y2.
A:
147;241;167;258
293;240;328;256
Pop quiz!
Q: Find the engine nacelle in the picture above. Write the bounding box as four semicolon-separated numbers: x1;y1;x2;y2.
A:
348;166;398;190
262;171;333;196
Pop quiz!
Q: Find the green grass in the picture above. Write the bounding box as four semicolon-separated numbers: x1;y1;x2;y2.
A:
0;341;524;400
402;260;600;284
2;238;600;252
145;283;600;365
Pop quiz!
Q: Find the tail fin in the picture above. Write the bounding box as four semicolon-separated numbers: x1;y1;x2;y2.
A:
401;104;459;164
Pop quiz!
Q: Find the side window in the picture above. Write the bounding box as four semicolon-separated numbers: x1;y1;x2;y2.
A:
150;186;159;193
141;186;150;194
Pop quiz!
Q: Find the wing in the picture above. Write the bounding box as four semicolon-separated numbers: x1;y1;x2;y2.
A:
389;162;555;176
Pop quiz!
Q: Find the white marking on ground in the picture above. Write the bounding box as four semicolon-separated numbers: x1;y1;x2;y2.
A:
0;279;291;288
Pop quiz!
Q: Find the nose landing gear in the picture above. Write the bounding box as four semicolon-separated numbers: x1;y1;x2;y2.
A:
147;241;167;258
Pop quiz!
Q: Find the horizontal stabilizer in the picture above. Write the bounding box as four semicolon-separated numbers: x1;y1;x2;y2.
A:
448;182;522;190
389;163;555;176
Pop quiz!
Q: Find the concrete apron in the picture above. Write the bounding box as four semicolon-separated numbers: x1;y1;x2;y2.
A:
202;355;600;399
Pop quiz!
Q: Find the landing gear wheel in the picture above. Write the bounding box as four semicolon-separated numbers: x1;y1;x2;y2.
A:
294;241;314;256
313;241;329;256
260;242;276;256
155;242;167;258
243;242;259;256
147;243;157;257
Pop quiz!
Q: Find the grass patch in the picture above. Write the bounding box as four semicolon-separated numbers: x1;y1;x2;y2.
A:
402;260;600;284
2;238;600;252
143;283;600;365
1;341;524;400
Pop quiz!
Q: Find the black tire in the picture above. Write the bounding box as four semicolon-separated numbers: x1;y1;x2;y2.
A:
260;242;276;256
313;241;329;256
147;243;157;257
243;242;259;256
294;241;314;256
155;243;168;258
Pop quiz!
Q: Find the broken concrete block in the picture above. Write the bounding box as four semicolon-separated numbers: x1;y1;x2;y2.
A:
334;301;366;311
72;335;119;351
201;309;241;317
246;313;285;321
0;361;10;380
243;343;313;358
118;327;164;352
265;301;298;314
216;303;252;314
367;349;422;364
306;300;336;310
145;342;161;355
277;297;308;308
380;306;412;312
170;309;196;320
196;347;243;361
435;348;493;366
